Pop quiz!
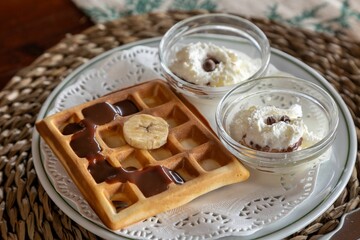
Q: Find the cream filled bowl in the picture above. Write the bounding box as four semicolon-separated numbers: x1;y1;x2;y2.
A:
159;13;270;99
215;76;339;173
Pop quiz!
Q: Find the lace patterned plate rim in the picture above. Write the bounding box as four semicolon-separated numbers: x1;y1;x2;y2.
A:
41;45;322;238
31;38;357;240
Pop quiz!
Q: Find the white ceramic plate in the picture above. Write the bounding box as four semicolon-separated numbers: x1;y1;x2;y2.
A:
32;37;357;239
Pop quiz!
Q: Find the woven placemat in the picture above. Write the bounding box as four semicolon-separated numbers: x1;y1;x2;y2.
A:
0;10;359;240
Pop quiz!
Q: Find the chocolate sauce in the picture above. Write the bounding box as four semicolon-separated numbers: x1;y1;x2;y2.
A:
88;159;184;197
88;159;118;183
62;122;84;135
131;166;184;197
63;100;139;135
70;119;103;160
66;100;139;159
64;98;183;198
82;102;118;125
81;100;139;126
113;99;139;116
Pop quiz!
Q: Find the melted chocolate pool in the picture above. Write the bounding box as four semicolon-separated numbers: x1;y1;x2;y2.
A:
88;159;184;197
81;100;139;125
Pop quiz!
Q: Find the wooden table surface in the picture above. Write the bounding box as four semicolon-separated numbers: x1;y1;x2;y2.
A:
0;0;92;90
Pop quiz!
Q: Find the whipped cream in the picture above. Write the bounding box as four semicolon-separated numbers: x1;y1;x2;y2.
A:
169;42;260;87
229;105;320;152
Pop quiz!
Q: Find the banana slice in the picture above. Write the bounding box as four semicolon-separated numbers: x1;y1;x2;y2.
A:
123;114;169;150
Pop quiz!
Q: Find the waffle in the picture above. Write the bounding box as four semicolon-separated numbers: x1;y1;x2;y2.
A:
36;80;250;230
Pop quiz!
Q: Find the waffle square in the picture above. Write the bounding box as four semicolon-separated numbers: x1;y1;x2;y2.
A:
36;80;249;230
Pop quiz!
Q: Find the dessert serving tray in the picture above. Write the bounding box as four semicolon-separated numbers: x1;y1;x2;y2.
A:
32;38;357;240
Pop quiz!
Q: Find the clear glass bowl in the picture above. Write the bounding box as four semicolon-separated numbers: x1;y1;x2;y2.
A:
159;13;270;99
215;76;339;173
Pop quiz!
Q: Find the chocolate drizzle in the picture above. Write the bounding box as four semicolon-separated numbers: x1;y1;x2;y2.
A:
70;119;102;160
113;99;139;116
82;100;139;125
62;122;85;135
62;98;184;199
89;162;185;197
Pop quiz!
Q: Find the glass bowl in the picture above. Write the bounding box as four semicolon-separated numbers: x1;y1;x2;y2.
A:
159;13;270;100
215;76;339;173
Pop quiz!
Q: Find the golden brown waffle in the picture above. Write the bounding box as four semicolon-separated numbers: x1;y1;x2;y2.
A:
36;80;249;230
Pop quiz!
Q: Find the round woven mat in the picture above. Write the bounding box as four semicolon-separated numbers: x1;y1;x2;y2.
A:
0;10;359;240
